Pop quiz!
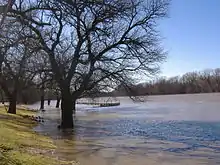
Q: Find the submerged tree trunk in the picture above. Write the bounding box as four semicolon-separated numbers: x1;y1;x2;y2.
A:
47;99;51;106
56;96;60;108
60;89;75;129
40;95;44;110
40;83;44;110
8;93;17;114
72;99;76;115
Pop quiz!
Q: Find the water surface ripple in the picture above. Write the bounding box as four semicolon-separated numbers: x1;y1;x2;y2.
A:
32;93;220;165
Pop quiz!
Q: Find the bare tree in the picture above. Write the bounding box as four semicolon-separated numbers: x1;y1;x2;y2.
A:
29;52;52;110
0;33;38;113
4;0;169;128
125;68;220;95
54;86;61;108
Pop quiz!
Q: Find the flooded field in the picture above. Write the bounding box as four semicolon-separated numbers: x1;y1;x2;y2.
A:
30;93;220;165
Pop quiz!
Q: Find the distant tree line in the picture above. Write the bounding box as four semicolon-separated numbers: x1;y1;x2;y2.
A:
2;67;219;104
112;68;220;96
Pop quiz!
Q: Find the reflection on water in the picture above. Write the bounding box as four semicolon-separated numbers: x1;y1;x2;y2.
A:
31;93;220;165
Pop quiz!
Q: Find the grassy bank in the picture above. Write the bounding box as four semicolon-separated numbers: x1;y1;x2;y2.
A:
0;107;74;165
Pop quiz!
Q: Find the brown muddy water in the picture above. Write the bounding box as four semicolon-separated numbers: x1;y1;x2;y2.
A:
28;93;220;165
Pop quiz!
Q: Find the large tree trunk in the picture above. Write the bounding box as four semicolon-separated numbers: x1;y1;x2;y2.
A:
60;90;75;129
56;96;60;108
8;93;17;114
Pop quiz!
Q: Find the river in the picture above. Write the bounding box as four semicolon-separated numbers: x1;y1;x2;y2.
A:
29;93;220;165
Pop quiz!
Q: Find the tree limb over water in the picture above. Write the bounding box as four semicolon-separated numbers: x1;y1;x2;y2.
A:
0;0;170;128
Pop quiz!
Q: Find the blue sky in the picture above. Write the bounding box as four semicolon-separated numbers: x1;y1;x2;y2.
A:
159;0;220;78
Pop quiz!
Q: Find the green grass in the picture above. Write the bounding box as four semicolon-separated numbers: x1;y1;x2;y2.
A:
0;107;75;165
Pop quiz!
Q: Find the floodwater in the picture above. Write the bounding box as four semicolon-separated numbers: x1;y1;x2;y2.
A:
29;93;220;165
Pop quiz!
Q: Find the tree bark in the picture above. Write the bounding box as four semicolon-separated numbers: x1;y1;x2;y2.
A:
56;96;60;108
40;83;44;110
21;93;28;104
60;90;74;129
40;95;44;110
72;99;76;115
8;93;17;114
48;99;51;106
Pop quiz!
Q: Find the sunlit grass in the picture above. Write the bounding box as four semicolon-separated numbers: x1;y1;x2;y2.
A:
0;107;75;165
